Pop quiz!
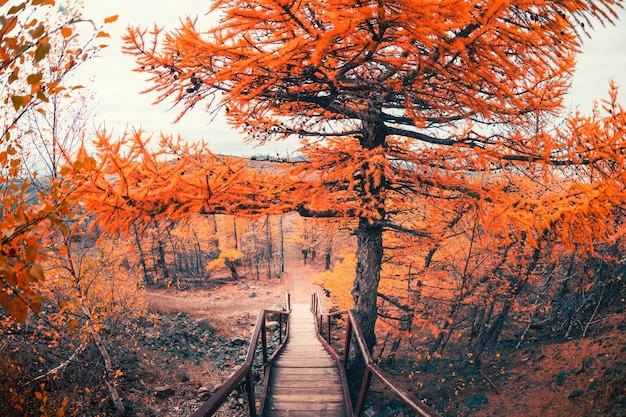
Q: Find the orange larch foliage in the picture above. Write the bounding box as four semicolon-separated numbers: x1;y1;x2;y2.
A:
73;130;298;237
120;0;624;350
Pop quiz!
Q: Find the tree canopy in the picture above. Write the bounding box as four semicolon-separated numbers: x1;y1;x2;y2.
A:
117;0;625;349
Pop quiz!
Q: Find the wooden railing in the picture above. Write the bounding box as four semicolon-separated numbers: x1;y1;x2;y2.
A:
190;293;291;417
311;293;441;417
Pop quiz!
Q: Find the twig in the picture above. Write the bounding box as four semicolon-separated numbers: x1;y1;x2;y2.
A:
583;284;605;338
22;340;88;387
479;368;501;395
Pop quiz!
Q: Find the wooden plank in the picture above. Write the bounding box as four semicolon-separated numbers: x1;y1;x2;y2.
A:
269;386;340;395
264;410;345;417
271;367;340;376
266;400;345;411
271;380;341;389
268;376;341;386
276;348;329;354
268;393;345;403
273;362;336;368
263;303;347;417
271;377;338;391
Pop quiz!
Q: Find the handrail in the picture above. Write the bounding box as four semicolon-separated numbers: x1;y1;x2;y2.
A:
310;294;354;414
311;293;440;417
191;292;291;417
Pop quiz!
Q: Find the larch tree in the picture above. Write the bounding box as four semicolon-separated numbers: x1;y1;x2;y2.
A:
121;0;624;350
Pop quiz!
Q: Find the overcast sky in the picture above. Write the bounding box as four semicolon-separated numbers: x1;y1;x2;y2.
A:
75;1;626;157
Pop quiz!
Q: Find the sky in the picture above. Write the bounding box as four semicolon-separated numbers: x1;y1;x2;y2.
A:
74;1;626;157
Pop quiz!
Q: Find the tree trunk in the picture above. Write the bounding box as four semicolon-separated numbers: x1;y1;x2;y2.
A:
76;287;125;413
352;218;383;352
265;215;273;279
279;215;285;274
233;217;238;250
133;224;151;285
211;214;220;250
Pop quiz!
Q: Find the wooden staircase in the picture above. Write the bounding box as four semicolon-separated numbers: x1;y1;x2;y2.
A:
263;303;347;417
190;293;440;417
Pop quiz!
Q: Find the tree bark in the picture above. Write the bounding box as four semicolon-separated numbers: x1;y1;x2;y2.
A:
352;218;383;352
133;224;151;285
279;215;285;273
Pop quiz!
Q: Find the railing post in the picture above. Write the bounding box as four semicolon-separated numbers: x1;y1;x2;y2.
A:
261;317;268;364
245;370;257;417
343;314;352;368
354;367;373;417
326;314;331;343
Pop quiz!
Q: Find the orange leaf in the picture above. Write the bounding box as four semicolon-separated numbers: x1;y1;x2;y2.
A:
69;319;78;332
60;27;72;38
34;42;50;61
104;15;119;24
27;72;43;85
10;95;24;110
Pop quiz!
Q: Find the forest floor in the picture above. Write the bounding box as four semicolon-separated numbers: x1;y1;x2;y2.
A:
136;240;626;417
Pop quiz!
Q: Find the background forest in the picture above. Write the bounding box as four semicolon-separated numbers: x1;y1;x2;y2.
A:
1;0;626;416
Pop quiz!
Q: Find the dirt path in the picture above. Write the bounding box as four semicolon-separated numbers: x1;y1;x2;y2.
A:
147;241;327;318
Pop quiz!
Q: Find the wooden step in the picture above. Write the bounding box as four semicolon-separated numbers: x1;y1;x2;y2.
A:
263;304;347;417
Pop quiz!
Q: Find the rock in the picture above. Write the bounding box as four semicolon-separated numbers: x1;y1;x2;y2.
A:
195;318;213;332
197;386;213;399
555;370;569;386
230;338;246;347
266;321;280;331
249;292;257;298
364;407;376;417
179;373;189;382
568;390;584;398
240;282;249;290
466;394;489;409
154;386;175;399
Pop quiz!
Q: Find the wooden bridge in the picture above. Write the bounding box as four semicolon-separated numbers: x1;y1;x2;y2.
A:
190;294;440;417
